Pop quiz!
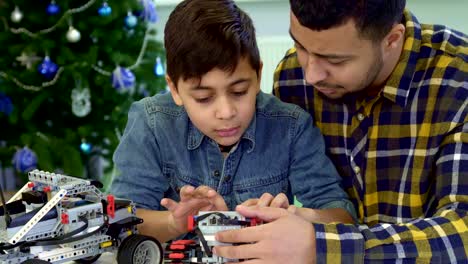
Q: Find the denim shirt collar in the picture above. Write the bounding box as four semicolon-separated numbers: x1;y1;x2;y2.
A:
187;113;256;153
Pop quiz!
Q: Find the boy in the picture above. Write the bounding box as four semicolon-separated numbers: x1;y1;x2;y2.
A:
110;0;356;243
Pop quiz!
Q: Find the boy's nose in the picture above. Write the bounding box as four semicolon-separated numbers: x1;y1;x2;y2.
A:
215;98;236;120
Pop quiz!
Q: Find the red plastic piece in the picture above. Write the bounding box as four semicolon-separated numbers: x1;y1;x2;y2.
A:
107;194;115;219
27;182;35;188
168;253;185;259
61;213;69;224
250;217;262;226
170;244;186;250
187;215;195;232
43;186;51;192
172;239;196;245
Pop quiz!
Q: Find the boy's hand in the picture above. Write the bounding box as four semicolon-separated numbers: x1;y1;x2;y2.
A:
161;185;228;236
241;193;289;209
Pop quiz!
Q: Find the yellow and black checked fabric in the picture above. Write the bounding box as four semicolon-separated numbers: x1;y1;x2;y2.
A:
274;10;468;263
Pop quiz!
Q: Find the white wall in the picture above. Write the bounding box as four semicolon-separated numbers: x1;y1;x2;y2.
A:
155;0;468;39
154;0;468;92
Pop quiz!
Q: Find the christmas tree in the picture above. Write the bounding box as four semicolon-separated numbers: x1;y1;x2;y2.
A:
0;0;166;183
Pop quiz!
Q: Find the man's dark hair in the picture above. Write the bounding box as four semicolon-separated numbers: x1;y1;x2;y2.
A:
164;0;261;84
290;0;406;41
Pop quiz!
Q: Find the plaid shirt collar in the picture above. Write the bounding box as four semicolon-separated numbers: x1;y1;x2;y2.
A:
381;10;421;108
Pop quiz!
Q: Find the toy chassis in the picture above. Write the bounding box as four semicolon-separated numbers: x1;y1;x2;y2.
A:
164;211;261;263
0;170;163;264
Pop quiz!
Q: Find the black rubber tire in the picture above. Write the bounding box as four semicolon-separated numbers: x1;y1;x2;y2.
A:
117;234;163;264
75;254;102;264
21;260;52;264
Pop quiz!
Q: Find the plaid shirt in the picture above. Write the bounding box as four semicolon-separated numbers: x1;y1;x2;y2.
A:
274;10;468;263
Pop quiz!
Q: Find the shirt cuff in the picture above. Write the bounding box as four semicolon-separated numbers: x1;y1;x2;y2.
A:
313;222;365;264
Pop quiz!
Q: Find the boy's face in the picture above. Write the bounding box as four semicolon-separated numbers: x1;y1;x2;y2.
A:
167;57;262;147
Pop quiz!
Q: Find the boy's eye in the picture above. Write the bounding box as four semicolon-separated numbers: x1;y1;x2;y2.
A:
232;90;248;96
194;97;212;103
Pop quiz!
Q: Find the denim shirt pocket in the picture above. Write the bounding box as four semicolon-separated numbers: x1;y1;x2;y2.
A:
233;170;290;204
163;162;202;201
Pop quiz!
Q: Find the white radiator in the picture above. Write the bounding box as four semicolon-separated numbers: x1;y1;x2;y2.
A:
257;36;293;93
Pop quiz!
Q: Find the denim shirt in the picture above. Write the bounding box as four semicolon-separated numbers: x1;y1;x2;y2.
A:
110;92;356;217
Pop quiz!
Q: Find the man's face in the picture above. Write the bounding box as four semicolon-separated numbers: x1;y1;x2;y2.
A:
290;12;384;99
168;57;261;147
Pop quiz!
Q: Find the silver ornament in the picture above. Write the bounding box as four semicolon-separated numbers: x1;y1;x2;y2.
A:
66;26;81;43
11;6;23;23
71;88;91;117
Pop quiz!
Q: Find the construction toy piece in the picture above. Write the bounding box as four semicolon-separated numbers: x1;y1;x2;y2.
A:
0;169;163;264
165;211;262;263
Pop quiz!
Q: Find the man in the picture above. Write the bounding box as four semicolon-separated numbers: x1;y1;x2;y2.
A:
213;0;468;263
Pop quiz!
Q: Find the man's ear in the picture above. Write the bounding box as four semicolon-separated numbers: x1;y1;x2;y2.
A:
166;75;183;106
382;23;405;59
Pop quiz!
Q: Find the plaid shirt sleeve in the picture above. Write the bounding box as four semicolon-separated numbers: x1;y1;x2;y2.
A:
314;74;468;263
312;100;468;263
274;10;468;263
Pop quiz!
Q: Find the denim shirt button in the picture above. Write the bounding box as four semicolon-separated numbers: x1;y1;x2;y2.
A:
223;175;231;182
213;170;220;178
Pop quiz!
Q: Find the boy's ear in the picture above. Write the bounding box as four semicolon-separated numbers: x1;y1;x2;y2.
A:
166;75;183;106
256;61;263;93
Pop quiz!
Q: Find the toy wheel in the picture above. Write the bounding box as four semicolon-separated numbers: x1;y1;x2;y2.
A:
117;234;163;264
75;254;102;263
21;260;52;264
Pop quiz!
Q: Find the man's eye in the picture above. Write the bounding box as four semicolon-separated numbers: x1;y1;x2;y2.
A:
295;43;306;51
328;60;345;65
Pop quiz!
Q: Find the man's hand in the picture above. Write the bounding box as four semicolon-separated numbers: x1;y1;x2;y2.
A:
240;192;289;208
213;205;316;264
161;185;228;236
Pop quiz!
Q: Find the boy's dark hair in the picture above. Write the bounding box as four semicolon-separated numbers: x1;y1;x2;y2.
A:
164;0;261;84
290;0;406;41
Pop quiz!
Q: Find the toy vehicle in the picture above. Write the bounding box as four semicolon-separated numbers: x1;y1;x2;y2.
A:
164;211;261;263
0;169;163;264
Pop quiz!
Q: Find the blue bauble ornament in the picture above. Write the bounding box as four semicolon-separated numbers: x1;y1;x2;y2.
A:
125;13;138;28
98;2;112;16
0;93;13;116
12;147;38;173
38;56;58;79
111;66;135;92
46;2;60;15
139;0;158;23
80;141;92;154
154;57;164;76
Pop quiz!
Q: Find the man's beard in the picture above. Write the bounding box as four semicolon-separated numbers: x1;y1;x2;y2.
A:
339;50;384;104
359;50;384;97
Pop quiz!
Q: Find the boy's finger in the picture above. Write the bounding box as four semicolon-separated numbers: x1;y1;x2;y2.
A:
270;193;289;208
193;185;217;198
257;193;274;207
240;198;259;207
179;185;195;201
160;198;178;211
287;205;298;214
209;193;228;210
